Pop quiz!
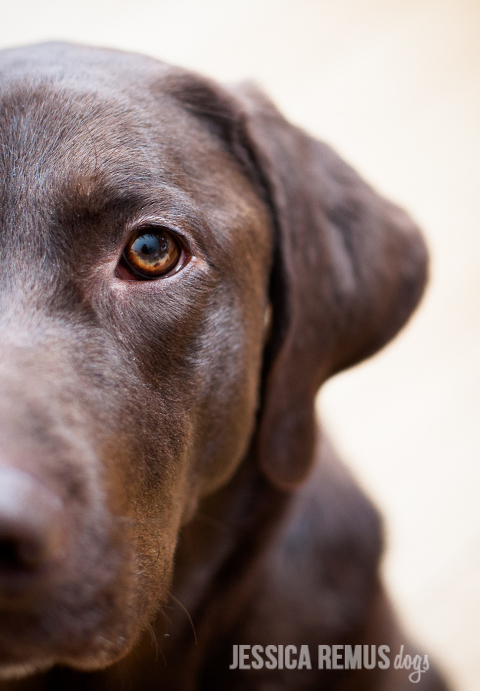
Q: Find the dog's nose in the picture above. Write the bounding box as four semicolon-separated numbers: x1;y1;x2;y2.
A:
0;467;64;604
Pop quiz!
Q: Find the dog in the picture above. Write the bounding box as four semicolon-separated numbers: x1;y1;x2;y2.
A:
0;42;449;690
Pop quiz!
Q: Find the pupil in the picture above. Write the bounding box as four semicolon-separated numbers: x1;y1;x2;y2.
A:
137;234;160;256
132;233;170;260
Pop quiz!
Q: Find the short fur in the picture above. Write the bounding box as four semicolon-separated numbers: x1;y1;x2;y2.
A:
0;43;448;690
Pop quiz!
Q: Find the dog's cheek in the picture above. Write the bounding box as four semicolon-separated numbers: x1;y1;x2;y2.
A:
47;419;191;668
54;422;191;668
182;282;268;497
105;398;197;606
182;265;271;497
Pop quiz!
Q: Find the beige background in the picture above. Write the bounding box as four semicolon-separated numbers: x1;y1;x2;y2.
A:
1;1;478;688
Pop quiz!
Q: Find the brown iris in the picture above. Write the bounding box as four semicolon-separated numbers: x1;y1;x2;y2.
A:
123;228;181;279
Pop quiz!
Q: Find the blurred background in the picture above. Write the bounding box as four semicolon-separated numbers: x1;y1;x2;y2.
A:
1;0;478;688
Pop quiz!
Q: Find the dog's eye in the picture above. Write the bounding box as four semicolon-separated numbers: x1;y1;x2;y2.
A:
122;228;182;279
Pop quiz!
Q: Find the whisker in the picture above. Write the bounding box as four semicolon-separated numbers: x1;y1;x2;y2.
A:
145;620;159;661
168;593;197;646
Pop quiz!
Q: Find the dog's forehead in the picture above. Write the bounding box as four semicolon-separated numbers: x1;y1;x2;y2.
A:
0;44;216;190
0;41;169;94
0;44;269;259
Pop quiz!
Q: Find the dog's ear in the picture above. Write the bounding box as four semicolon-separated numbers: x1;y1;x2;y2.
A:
164;74;427;491
230;86;428;490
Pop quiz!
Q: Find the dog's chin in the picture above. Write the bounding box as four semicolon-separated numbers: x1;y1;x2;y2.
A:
0;541;173;682
0;659;55;681
59;640;135;672
0;633;136;681
0;595;147;681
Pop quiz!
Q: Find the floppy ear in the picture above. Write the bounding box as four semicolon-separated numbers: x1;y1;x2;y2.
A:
230;86;428;490
163;72;427;491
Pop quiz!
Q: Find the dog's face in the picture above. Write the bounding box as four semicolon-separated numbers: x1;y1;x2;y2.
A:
0;43;427;679
0;43;273;677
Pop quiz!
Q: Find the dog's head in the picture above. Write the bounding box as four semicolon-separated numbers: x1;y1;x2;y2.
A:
0;42;427;678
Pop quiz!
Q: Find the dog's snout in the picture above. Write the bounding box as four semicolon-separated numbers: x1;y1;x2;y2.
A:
0;467;64;604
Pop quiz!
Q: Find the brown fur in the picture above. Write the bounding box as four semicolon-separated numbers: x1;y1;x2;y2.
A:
0;42;448;690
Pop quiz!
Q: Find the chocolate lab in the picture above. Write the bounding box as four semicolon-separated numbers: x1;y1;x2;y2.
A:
0;43;449;690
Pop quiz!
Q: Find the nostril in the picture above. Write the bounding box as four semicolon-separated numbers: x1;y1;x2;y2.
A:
0;538;22;571
0;530;52;573
0;467;65;602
